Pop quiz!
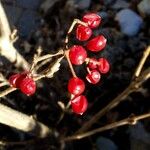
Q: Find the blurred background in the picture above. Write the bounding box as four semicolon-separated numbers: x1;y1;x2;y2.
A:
0;0;150;149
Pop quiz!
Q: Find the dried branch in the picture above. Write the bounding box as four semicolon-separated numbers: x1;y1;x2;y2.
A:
134;46;150;77
63;113;150;142
0;56;64;98
0;103;51;138
76;67;150;134
0;73;9;87
0;1;30;70
0;53;64;138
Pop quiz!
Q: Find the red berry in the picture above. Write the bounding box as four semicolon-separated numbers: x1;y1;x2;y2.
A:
88;58;98;69
69;45;87;65
86;35;107;52
68;77;85;95
71;95;88;115
76;25;92;41
86;70;101;84
98;58;110;74
9;73;21;88
82;13;101;28
19;77;36;96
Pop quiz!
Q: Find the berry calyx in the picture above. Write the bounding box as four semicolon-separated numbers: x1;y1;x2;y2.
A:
88;58;98;69
69;45;87;65
98;58;110;74
71;95;88;115
19;77;36;96
86;70;101;84
86;35;107;52
82;13;101;28
9;73;21;88
76;25;92;41
68;77;85;95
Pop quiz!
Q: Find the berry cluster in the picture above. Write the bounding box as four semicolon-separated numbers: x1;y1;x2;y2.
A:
68;13;110;115
9;72;36;96
8;13;110;116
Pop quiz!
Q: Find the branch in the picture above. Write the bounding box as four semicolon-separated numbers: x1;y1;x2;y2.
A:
76;67;150;134
0;1;30;70
63;113;150;142
0;56;64;98
0;103;51;138
134;46;150;77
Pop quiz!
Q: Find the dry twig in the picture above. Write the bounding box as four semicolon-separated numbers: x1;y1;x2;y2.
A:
63;113;150;141
0;55;64;98
0;103;51;138
134;46;150;77
0;1;30;70
76;46;150;134
0;54;64;136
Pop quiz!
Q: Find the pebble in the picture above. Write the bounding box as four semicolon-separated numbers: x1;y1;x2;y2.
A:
116;9;143;36
111;0;129;9
96;136;118;150
74;0;91;10
138;0;150;15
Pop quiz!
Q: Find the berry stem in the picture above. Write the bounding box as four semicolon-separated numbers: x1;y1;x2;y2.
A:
86;67;91;74
85;58;90;64
65;19;88;49
30;48;64;74
64;50;77;77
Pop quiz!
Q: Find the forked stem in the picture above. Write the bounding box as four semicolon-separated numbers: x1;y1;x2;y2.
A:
64;50;77;77
65;19;88;49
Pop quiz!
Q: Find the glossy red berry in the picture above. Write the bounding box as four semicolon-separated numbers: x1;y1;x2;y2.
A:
71;95;88;115
86;70;101;84
88;58;98;69
86;35;107;52
82;13;101;28
76;25;92;41
9;73;21;88
68;77;85;96
69;45;87;65
19;77;36;96
98;58;110;74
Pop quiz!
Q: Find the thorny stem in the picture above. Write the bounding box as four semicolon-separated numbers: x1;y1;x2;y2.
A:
134;46;150;78
62;113;150;142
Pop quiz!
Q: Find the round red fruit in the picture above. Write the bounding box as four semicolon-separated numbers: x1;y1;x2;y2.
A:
86;70;101;84
98;58;110;74
76;25;92;41
69;45;87;65
82;13;101;28
68;77;85;95
19;77;36;96
86;35;107;52
88;58;98;69
9;73;21;88
71;95;88;115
